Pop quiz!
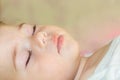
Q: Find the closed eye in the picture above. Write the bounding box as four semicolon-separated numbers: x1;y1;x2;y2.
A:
26;50;32;67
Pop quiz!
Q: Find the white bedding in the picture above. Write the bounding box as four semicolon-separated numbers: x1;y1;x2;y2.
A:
88;36;120;80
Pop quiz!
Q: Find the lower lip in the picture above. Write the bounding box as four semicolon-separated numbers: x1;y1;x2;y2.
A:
57;35;64;53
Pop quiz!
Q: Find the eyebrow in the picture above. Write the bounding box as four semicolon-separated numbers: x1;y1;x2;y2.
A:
18;23;25;30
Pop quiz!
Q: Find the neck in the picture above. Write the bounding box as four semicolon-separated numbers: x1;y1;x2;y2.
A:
74;42;111;80
74;57;88;80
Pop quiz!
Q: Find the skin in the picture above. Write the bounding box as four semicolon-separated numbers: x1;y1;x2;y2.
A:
75;42;111;80
0;23;113;80
0;23;80;80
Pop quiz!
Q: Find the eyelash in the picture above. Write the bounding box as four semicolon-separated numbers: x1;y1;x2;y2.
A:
32;25;36;35
26;50;32;67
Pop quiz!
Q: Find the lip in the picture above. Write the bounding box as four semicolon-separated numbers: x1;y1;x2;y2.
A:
57;35;64;54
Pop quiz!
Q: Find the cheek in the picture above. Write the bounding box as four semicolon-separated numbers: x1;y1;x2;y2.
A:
34;56;66;74
27;56;76;80
28;61;61;79
62;36;80;60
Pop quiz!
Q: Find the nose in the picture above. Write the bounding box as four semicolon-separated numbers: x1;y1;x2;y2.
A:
36;31;48;47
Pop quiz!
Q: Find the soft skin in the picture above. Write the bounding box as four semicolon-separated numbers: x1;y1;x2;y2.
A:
0;23;113;80
0;24;80;80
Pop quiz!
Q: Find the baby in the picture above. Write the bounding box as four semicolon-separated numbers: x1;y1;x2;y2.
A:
0;22;120;80
0;22;80;80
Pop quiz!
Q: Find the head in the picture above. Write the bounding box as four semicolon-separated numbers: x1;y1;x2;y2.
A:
0;23;80;80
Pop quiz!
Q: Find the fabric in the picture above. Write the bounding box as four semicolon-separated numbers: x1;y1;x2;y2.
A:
88;36;120;80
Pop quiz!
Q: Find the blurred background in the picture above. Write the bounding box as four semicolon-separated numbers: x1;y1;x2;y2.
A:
0;0;120;51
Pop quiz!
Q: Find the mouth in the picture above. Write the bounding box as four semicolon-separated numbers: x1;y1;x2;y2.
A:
57;35;64;54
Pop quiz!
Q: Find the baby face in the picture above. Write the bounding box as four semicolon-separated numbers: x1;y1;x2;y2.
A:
0;24;80;80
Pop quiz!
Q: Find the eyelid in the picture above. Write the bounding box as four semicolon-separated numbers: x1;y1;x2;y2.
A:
18;24;35;36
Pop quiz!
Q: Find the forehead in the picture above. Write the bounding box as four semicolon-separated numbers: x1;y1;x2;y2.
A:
0;25;20;39
0;25;16;43
0;26;17;71
0;25;19;67
0;25;19;53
